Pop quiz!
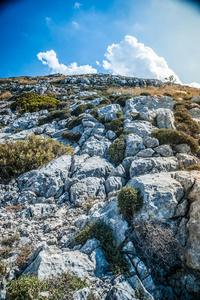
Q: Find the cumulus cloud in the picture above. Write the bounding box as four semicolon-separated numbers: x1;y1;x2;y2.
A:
103;35;181;83
37;50;97;75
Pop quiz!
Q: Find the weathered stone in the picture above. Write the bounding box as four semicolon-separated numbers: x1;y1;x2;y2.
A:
24;249;95;279
90;248;110;278
124;119;157;138
130;157;179;178
72;156;114;180
154;145;173;157
128;172;184;222
157;108;175;129
125;134;145;157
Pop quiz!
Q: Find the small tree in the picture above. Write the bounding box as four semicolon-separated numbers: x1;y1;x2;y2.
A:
165;75;177;85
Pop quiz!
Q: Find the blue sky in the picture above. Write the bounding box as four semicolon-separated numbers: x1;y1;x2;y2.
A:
0;0;200;84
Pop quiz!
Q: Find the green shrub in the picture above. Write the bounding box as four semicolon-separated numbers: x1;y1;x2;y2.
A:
10;92;60;113
174;110;200;137
2;233;20;246
107;134;126;165
7;273;87;300
0;134;74;183
140;92;151;96
113;96;129;107
105;118;126;137
62;131;81;142
67;116;83;130
38;109;71;125
151;129;199;153
117;186;143;223
72;103;95;116
99;98;112;106
74;221;129;275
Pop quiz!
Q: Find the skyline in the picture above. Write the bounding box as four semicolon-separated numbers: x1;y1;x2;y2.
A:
0;0;200;86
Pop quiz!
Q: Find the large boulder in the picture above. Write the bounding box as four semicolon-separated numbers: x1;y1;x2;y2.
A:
16;155;72;199
156;108;175;129
124;120;157;138
127;172;184;222
72;156;114;180
24;248;95;279
129;157;179;178
97;104;121;117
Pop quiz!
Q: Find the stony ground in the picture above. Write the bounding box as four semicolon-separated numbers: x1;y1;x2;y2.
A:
0;74;200;299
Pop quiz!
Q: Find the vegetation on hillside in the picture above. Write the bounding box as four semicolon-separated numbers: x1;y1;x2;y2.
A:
0;134;73;182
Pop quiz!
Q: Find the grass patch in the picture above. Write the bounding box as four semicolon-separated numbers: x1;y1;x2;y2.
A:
0;263;7;280
10;92;60;113
185;163;200;171
2;233;20;246
74;221;129;275
0;247;12;259
118;186;143;223
62;130;81;142
151;129;199;153
0;134;73;183
7;272;87;300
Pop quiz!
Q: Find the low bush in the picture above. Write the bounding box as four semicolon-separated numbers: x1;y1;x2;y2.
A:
15;244;34;269
105;118;126;137
67;116;83;130
38;109;71;125
117;186;143;223
107;134;126;165
74;221;129;275
151;129;199;153
72;103;95;116
0;134;73;182
10;92;60;113
174;110;200;136
140;92;151;96
7;272;87;300
62;130;81;142
134;221;180;268
113;95;130;107
99;98;112;106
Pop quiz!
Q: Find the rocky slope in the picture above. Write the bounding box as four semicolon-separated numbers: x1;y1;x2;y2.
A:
0;74;200;299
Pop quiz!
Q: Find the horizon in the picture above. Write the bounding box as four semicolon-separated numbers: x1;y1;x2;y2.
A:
0;0;200;87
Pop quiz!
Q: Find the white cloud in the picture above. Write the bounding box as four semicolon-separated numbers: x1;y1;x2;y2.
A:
72;21;80;29
185;82;200;89
96;61;101;66
37;50;97;75
73;2;82;9
103;35;181;83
